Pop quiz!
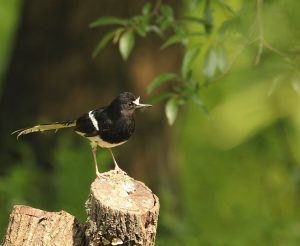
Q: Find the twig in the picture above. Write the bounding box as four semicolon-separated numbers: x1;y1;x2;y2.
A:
255;0;264;64
264;40;291;62
152;0;162;16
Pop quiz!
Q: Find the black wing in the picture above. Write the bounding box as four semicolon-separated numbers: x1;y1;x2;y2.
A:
74;107;107;137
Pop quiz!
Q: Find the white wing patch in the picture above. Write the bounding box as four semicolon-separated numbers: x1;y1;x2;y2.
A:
88;110;99;131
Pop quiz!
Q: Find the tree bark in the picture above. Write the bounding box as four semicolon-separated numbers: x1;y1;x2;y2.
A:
2;171;159;246
1;206;86;246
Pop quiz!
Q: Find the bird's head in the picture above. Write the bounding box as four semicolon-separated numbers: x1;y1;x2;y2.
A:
109;92;152;117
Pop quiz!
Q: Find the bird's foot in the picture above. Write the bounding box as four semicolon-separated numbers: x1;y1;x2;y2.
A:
96;170;102;178
114;166;127;176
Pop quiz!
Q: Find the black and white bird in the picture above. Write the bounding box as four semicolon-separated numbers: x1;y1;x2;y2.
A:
12;92;152;177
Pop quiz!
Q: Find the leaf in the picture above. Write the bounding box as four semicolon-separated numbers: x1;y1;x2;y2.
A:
119;30;135;60
204;0;213;34
191;0;203;8
218;16;238;34
113;28;124;43
165;97;179;125
149;26;164;38
161;34;187;49
90;16;128;28
142;3;152;15
147;73;178;94
203;47;218;79
135;23;148;37
160;19;173;31
181;45;201;79
217;0;234;13
267;75;283;96
148;92;174;104
160;4;174;20
92;30;115;57
172;25;186;34
216;45;227;72
181;16;206;25
191;94;208;114
291;77;300;93
161;32;203;49
134;16;152;37
159;4;174;30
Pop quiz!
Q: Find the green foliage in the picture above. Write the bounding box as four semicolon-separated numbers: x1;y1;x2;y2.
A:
0;0;22;94
89;17;128;27
119;30;135;60
1;0;300;245
53;136;110;220
92;30;115;58
0;142;54;236
165;97;179;125
173;88;300;245
203;46;218;80
181;45;201;79
147;73;178;94
90;1;300;244
91;0;299;126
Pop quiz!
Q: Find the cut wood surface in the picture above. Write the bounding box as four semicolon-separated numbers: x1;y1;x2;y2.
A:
1;205;86;246
86;170;159;245
2;170;159;246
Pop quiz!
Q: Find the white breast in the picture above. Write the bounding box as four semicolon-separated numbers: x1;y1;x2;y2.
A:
88;136;127;148
75;131;127;148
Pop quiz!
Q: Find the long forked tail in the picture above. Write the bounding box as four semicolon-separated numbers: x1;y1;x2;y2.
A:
12;121;76;139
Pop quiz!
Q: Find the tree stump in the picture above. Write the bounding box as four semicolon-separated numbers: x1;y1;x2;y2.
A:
1;170;160;246
1;205;86;246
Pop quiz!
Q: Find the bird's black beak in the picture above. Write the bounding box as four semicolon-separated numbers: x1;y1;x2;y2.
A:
133;97;152;109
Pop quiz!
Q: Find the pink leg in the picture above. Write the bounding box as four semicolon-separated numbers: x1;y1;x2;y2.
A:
108;148;120;170
91;143;101;178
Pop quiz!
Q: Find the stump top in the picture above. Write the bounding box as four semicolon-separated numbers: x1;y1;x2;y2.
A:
91;170;157;214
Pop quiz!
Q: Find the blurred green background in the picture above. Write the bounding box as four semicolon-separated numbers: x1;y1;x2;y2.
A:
1;0;300;245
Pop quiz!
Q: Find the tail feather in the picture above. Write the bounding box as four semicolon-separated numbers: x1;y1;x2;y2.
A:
12;121;76;139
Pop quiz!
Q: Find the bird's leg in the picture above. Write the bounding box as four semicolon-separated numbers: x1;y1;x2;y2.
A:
108;148;126;174
91;143;101;178
108;148;119;169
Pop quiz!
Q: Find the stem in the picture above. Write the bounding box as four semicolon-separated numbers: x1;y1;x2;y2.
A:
275;121;297;171
204;0;213;34
255;0;264;64
264;40;291;62
254;0;291;65
152;0;162;15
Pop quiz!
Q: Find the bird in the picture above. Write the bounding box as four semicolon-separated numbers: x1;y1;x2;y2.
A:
12;92;152;177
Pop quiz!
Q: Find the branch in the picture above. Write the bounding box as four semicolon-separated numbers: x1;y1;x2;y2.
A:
152;0;162;16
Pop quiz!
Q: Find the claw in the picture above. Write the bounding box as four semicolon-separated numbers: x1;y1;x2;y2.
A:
96;170;101;178
114;166;127;175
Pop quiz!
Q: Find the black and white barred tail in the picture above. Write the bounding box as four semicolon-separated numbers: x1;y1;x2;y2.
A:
12;121;76;139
